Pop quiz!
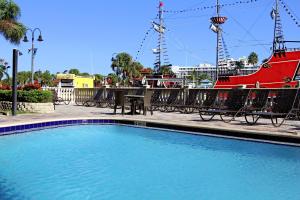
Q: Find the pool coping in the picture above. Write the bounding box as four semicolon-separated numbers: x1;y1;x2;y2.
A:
1;117;300;147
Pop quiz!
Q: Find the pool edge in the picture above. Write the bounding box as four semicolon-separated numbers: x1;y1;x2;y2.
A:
0;118;300;147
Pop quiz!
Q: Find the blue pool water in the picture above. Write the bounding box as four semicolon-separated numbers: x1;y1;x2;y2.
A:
0;125;300;200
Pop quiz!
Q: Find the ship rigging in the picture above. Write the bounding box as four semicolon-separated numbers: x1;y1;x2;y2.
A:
135;0;300;88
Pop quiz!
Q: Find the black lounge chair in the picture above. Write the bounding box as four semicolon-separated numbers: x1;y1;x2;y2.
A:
99;89;114;108
84;89;104;107
160;89;183;112
199;89;250;122
178;89;200;114
198;89;220;121
247;89;300;127
150;89;163;111
244;89;270;125
218;89;251;123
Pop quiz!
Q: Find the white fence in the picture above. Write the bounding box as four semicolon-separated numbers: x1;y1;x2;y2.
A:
43;87;76;103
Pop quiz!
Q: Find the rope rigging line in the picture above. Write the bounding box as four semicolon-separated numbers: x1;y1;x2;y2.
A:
163;0;258;14
222;7;270;53
278;0;300;28
221;35;230;60
135;27;154;61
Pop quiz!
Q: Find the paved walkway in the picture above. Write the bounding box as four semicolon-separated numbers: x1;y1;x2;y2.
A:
1;104;300;140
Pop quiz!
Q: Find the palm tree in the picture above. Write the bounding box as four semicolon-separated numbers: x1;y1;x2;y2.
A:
160;65;173;76
128;61;142;78
0;0;26;44
0;66;9;81
111;53;133;79
248;52;258;66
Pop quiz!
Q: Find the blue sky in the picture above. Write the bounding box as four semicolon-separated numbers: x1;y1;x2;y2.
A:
1;0;300;75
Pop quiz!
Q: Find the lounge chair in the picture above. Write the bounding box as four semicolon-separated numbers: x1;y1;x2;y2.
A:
84;89;104;107
247;89;300;127
198;89;219;121
160;89;183;112
150;89;163;111
244;89;270;125
98;89;114;108
199;89;250;122
218;89;251;123
177;89;200;114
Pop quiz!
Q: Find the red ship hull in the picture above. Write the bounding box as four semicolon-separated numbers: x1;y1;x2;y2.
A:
214;50;300;89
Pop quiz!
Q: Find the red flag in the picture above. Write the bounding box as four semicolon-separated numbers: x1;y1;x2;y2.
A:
159;1;164;7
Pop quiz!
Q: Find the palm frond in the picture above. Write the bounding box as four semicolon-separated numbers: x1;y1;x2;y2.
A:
0;19;26;44
0;0;21;20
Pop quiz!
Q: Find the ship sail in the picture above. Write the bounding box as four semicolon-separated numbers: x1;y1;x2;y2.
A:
152;21;166;33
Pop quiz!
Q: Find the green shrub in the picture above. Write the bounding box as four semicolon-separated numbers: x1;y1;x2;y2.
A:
0;90;53;103
0;90;12;101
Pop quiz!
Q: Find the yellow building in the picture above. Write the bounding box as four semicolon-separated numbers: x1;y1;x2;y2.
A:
56;74;95;88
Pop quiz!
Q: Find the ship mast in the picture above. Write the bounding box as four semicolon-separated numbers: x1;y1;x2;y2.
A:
272;0;285;52
152;1;170;74
210;0;227;81
158;1;163;72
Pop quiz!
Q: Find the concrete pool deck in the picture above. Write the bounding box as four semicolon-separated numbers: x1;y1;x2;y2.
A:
1;104;300;144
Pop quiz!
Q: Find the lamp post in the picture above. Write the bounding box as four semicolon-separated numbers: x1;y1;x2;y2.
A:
23;28;44;84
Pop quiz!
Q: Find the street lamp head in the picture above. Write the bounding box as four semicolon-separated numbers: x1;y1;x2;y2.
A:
37;34;43;42
23;35;29;42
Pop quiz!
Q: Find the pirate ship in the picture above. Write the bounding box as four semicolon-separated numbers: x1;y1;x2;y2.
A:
214;0;300;88
137;0;300;88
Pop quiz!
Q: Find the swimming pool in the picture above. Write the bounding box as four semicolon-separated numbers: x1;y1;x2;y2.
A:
0;125;299;200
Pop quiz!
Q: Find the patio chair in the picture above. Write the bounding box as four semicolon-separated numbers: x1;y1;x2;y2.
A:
137;90;154;115
84;89;104;107
248;89;300;127
113;90;126;115
135;88;145;96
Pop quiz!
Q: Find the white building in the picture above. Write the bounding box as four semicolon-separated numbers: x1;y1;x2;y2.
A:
172;57;259;81
172;63;217;80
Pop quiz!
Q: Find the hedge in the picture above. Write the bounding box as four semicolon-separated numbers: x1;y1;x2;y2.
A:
0;90;53;103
